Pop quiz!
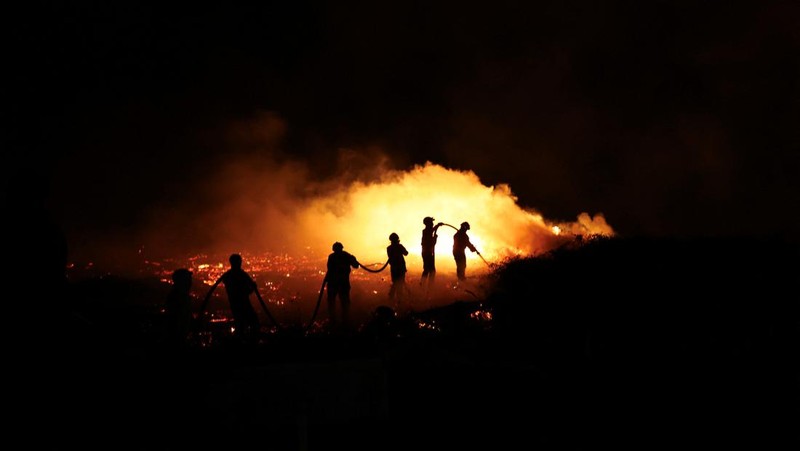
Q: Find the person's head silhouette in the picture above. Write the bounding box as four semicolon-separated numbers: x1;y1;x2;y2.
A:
229;253;243;269
423;217;435;226
332;242;344;252
171;268;193;291
461;222;470;231
389;233;400;243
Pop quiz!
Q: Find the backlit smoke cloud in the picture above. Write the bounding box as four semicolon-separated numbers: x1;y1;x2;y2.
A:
131;113;612;276
294;162;613;271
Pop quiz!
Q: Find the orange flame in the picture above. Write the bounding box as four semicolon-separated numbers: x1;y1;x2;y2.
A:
292;162;613;272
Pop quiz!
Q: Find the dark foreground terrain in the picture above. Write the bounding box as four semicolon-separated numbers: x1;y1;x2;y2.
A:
10;236;799;450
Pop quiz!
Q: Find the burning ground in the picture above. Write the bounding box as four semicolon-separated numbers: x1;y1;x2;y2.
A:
37;235;800;450
65;157;614;326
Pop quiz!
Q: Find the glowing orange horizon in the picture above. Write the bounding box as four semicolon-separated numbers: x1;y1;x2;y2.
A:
120;161;613;284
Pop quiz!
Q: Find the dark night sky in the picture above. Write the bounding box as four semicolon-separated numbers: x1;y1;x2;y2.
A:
4;1;800;249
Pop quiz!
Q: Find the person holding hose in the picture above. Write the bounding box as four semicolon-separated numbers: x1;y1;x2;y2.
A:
420;216;444;288
199;253;261;343
326;242;360;332
453;222;478;281
386;232;409;313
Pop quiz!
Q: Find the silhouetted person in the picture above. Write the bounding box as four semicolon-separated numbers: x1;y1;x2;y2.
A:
387;233;409;312
453;221;477;281
200;253;261;342
326;242;360;331
420;216;444;287
164;268;194;349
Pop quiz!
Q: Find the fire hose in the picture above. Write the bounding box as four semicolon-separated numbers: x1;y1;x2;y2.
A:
254;288;282;331
358;259;390;273
304;260;389;333
198;283;282;333
305;276;327;334
304;224;494;333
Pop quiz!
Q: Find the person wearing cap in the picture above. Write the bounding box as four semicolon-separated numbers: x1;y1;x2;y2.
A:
386;232;409;311
326;242;360;331
453;222;477;281
420;216;444;287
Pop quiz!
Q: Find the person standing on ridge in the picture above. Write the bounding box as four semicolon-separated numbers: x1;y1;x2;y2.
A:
453;221;478;282
326;242;360;332
386;232;409;313
199;253;261;342
420;216;444;288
